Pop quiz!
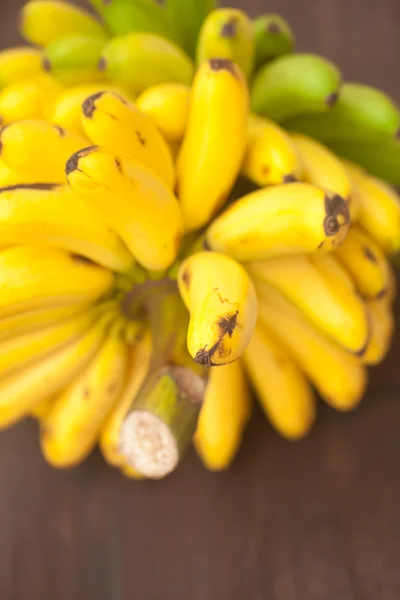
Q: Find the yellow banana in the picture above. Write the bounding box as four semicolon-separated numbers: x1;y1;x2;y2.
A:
242;114;302;185
0;245;114;318
363;298;394;366
0;75;63;124
177;251;258;366
177;59;248;231
257;284;367;411
30;396;55;421
0;47;43;88
41;330;127;468
194;360;252;471
0;183;133;272
81;90;175;189
334;225;391;299
340;160;365;221
135;83;190;142
206;182;350;262
249;253;369;355
243;323;316;440
66;147;183;271
0;316;108;429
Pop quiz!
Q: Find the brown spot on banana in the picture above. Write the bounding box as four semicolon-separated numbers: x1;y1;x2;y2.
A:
283;173;297;183
69;253;97;266
376;287;388;300
0;182;60;192
193;311;239;367
42;57;51;72
65;146;98;175
323;193;349;237
181;268;190;289
114;157;122;173
325;92;339;107
221;19;238;39
218;311;238;337
209;58;238;77
363;246;378;264
53;124;66;137
353;306;372;358
136;131;146;146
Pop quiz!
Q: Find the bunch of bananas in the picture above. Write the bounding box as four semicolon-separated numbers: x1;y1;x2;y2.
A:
0;0;397;479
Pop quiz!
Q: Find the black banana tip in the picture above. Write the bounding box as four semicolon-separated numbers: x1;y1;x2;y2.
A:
266;22;282;34
42;57;51;72
82;91;104;118
209;58;237;77
221;19;237;39
325;92;339;107
65;146;98;175
323;193;349;236
283;173;297;183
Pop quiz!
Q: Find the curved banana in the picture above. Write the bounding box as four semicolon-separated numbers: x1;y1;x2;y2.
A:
0;75;63;124
0;245;114;318
19;0;107;46
196;8;255;78
334;225;391;299
66;147;183;271
249;253;369;355
135;83;190;142
363;298;394;366
243;323;316;440
43;35;106;85
177;251;258;366
257;284;367;411
194;360;252;470
251;53;341;122
0;183;133;273
177;59;248;231
0;47;43;88
206;182;350;262
41;330;127;468
99;32;194;94
253;14;294;68
81;90;175;188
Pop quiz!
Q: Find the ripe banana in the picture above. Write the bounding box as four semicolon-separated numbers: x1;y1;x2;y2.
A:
0;75;63;124
164;0;216;58
135;83;190;142
30;396;55;421
243;323;316;440
0;245;114;318
66;147;183;271
363;298;394;366
248;253;369;355
194;360;252;471
242;114;302;185
41;330;127;468
206;183;350;262
19;0;107;46
177;251;258;366
43;35;106;85
0;183;133;272
251;53;341;122
177;59;248;231
81;90;175;188
257;283;367;411
196;8;255;78
99;32;194;94
253;14;294;68
334;225;391;299
0;47;43;88
285;82;400;142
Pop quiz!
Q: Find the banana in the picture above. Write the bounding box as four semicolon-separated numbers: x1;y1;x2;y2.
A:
164;0;216;58
339;160;364;221
81;90;175;188
0;315;109;429
206;183;350;262
194;360;252;471
0;183;133;272
30;396;55;421
19;0;107;46
253;14;294;68
177;251;258;366
0;75;63;124
99;32;194;94
135;83;190;142
0;245;114;318
196;8;255;78
334;225;391;299
177;59;248;231
363;298;394;366
251;53;341;122
43;35;106;85
41;330;127;468
285;82;400;142
242;114;302;185
248;253;369;355
66;147;183;271
257;283;367;411
243;323;316;440
100;330;152;469
0;47;43;88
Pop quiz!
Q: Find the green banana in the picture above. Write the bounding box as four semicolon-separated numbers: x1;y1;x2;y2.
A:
43;35;105;85
285;83;400;142
253;14;294;68
250;53;341;122
196;8;255;78
99;32;194;93
165;0;216;58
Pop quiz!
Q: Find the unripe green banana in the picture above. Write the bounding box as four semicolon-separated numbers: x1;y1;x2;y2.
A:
196;8;255;78
99;32;194;93
164;0;216;58
251;53;341;122
285;83;400;142
43;36;105;85
253;14;294;68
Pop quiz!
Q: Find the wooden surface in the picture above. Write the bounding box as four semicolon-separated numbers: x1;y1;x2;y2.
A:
1;1;400;598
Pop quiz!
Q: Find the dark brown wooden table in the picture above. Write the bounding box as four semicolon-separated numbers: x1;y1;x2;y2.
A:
1;1;400;598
